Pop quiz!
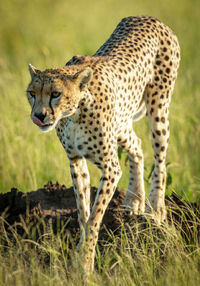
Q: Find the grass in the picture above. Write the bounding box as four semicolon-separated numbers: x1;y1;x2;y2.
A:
0;208;199;286
0;0;200;284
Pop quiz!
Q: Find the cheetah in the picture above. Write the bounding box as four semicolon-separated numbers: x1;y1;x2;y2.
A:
26;16;180;273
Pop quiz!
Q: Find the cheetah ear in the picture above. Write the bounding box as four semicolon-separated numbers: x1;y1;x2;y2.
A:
72;67;93;91
28;64;41;79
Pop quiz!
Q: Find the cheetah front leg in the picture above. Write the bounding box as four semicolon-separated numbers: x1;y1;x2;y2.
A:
69;157;90;248
119;127;145;214
80;153;122;274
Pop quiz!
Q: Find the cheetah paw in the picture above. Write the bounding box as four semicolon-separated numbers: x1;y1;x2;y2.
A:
123;198;145;215
144;204;167;225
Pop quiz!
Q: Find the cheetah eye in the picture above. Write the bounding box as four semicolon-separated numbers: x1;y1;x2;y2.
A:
51;91;62;99
29;91;36;98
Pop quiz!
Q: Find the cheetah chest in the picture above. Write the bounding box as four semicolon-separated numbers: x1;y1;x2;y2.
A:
57;120;100;162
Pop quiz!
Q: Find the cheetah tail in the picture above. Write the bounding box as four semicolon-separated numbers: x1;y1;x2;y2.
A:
132;101;146;122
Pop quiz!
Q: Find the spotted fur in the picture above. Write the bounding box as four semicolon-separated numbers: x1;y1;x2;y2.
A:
26;16;180;273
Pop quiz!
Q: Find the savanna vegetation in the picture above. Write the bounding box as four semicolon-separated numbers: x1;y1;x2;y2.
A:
0;0;200;285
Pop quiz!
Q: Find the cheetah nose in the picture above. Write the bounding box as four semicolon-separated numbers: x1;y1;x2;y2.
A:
32;112;46;127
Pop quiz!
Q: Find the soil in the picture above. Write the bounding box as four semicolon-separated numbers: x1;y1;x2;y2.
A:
0;182;200;244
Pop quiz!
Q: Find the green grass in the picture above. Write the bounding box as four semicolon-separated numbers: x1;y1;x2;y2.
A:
0;0;200;284
0;209;199;286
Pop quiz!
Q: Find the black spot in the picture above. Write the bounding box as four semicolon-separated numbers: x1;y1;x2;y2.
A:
73;173;77;179
164;55;169;61
156;60;161;66
85;154;90;159
77;145;83;150
161;117;165;123
99;189;104;195
101;176;108;181
111;178;115;183
150;108;154;114
156;130;161;136
81;173;88;178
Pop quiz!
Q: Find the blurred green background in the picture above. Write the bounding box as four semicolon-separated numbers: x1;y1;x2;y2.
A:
0;0;199;200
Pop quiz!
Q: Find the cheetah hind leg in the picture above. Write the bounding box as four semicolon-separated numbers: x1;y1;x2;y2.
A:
119;128;145;215
144;86;173;224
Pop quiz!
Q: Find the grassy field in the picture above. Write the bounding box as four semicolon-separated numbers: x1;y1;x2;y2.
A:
0;0;200;284
0;212;200;286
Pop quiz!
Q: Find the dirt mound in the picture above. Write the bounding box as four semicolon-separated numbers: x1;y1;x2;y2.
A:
0;182;200;243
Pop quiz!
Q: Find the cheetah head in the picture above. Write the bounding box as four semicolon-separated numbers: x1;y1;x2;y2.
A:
26;64;93;132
